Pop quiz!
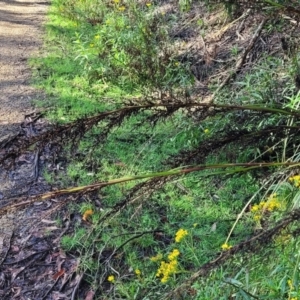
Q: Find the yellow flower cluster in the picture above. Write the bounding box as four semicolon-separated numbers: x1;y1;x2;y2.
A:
221;243;232;251
151;229;187;283
251;193;281;222
289;175;300;187
175;228;188;243
107;275;115;283
156;249;180;283
167;248;180;261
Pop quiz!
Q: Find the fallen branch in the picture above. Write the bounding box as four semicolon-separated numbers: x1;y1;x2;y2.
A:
1;100;300;166
1;161;300;217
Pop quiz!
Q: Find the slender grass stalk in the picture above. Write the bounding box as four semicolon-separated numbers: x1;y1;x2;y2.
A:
3;161;300;216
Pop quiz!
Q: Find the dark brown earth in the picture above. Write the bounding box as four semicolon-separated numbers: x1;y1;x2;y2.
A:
0;0;47;256
0;2;80;299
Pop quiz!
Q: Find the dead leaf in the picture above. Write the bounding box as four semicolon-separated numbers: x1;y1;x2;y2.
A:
11;245;19;253
41;219;57;224
12;286;21;299
16;154;31;164
20;234;32;244
210;222;217;232
59;249;67;259
53;269;65;280
85;290;95;300
11;266;25;281
59;273;69;290
82;209;93;221
0;272;5;288
52;291;69;299
42;226;60;232
56;257;65;272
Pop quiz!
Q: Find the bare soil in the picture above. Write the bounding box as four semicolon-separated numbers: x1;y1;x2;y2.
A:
0;0;48;135
0;0;49;195
0;2;75;299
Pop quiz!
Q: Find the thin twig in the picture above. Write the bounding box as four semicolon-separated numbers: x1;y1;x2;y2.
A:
42;277;60;300
34;150;40;181
71;273;84;300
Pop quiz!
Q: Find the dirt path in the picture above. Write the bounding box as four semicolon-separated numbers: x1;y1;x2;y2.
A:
0;1;52;298
0;0;48;136
0;0;49;192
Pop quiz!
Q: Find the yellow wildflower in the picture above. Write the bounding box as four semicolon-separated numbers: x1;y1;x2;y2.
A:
221;243;232;251
89;43;94;48
289;175;300;187
113;0;120;3
268;200;281;211
251;204;259;212
258;201;266;208
168;249;180;261
107;275;115;283
204;129;209;134
175;229;188;243
135;269;141;275
146;2;152;7
253;214;261;222
135;269;142;279
155;248;181;283
118;6;126;11
156;259;178;283
251;194;281;223
94;35;100;39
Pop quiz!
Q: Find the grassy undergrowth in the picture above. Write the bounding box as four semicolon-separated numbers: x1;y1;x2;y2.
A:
31;0;300;299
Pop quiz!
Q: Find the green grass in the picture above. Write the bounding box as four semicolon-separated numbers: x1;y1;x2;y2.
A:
30;0;300;298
